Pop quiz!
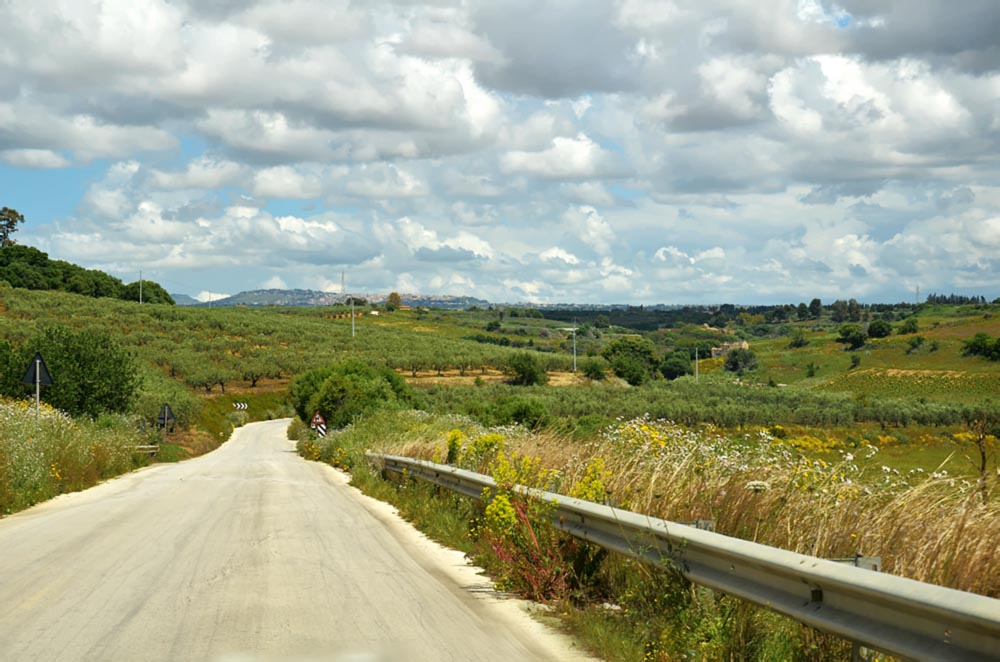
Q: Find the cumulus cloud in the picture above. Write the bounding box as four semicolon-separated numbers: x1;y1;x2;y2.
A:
540;247;581;265
564;206;616;256
7;0;1000;303
152;158;246;190
252;166;324;199
0;149;70;168
500;134;618;179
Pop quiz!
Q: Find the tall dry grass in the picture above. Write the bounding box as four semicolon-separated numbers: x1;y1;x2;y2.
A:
388;413;999;598
534;418;998;597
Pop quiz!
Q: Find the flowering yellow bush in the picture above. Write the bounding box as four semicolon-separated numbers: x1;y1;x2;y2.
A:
489;451;556;491
785;434;840;454
445;428;466;463
569;456;611;503
482;490;517;535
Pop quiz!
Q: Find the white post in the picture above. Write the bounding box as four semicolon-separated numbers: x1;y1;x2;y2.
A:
572;327;577;372
351;299;355;338
695;347;699;384
35;356;40;421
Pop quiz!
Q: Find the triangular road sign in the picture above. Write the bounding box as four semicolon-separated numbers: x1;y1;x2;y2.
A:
158;403;175;428
21;353;53;386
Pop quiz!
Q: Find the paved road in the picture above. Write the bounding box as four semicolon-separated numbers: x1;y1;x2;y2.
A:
0;420;592;661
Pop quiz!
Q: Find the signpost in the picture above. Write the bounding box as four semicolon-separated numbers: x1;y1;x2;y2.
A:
157;403;175;432
310;412;327;438
21;352;53;421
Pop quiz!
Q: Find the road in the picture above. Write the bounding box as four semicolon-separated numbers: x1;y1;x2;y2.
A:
0;420;593;661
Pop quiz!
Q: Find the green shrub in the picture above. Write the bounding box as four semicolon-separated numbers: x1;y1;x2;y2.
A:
581;358;606;380
659;350;692;380
290;359;412;425
601;337;657;386
867;319;892;338
787;328;809;348
504;352;548;386
723;347;758;374
287;417;308;441
313;372;397;429
132;369;202;429
498;397;548;429
611;355;652;386
836;323;867;350
3;324;140;418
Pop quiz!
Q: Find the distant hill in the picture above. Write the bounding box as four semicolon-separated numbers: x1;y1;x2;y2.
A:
171;293;200;306
175;288;490;309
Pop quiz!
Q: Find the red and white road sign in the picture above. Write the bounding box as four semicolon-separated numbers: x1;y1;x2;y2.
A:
311;412;325;426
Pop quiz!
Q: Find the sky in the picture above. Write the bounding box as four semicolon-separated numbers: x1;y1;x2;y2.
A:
2;0;999;305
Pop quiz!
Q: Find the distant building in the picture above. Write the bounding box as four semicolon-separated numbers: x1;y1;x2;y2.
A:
711;340;749;359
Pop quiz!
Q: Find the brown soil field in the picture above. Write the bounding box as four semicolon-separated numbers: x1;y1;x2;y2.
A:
404;369;584;387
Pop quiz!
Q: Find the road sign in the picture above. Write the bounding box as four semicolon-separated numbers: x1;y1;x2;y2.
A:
22;353;53;421
310;412;326;437
157;403;175;430
21;353;53;386
233;402;248;410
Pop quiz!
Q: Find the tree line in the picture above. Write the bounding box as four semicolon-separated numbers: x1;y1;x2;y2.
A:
0;245;174;304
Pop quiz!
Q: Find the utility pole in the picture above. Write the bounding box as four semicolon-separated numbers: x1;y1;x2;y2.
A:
345;270;355;338
572;323;577;372
139;269;143;304
695;347;699;384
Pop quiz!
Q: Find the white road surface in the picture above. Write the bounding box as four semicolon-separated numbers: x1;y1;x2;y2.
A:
0;420;594;662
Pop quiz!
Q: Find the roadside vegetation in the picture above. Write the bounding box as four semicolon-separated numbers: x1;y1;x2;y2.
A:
2;246;1000;659
0;398;158;515
293;406;997;661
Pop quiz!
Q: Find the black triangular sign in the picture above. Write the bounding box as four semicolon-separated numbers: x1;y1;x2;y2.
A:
21;353;53;386
157;403;175;426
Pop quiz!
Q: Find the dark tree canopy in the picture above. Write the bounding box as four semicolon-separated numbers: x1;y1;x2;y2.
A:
601;336;658;386
659;350;692;380
122;280;175;305
0;244;175;304
837;323;867;350
867;319;892;339
724;347;758;374
808;298;823;319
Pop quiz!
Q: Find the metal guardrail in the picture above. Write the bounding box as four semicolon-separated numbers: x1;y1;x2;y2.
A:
368;452;1000;662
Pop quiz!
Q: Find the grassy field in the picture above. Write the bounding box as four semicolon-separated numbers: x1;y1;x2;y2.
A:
732;306;1000;405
